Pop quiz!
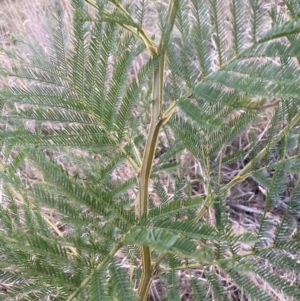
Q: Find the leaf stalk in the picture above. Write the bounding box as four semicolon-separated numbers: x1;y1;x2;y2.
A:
66;242;122;301
222;109;300;193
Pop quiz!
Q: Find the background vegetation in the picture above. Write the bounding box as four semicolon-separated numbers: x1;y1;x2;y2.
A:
1;0;300;300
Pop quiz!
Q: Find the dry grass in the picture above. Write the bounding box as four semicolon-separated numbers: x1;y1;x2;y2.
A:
0;0;299;300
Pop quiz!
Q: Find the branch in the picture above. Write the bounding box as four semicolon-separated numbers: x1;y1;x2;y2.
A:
136;1;178;300
222;109;300;193
66;242;122;301
84;0;157;55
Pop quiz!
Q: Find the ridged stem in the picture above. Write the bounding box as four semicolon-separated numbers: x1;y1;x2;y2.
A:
136;1;178;300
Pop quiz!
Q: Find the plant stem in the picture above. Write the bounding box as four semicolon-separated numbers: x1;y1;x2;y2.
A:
84;0;157;55
222;109;300;193
66;243;122;301
136;53;163;301
136;1;178;300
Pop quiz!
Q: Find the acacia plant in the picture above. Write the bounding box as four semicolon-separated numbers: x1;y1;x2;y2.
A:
1;0;300;300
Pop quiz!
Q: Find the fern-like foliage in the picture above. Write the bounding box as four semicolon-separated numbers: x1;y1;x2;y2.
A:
0;0;300;300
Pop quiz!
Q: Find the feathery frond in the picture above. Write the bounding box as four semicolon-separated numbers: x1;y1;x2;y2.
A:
1;0;300;300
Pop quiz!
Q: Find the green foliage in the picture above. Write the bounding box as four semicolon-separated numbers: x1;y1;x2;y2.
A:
0;0;300;300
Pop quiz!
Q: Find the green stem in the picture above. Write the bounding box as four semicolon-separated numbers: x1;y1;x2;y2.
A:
136;60;164;301
136;1;178;300
84;0;157;55
222;110;300;193
66;243;122;301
